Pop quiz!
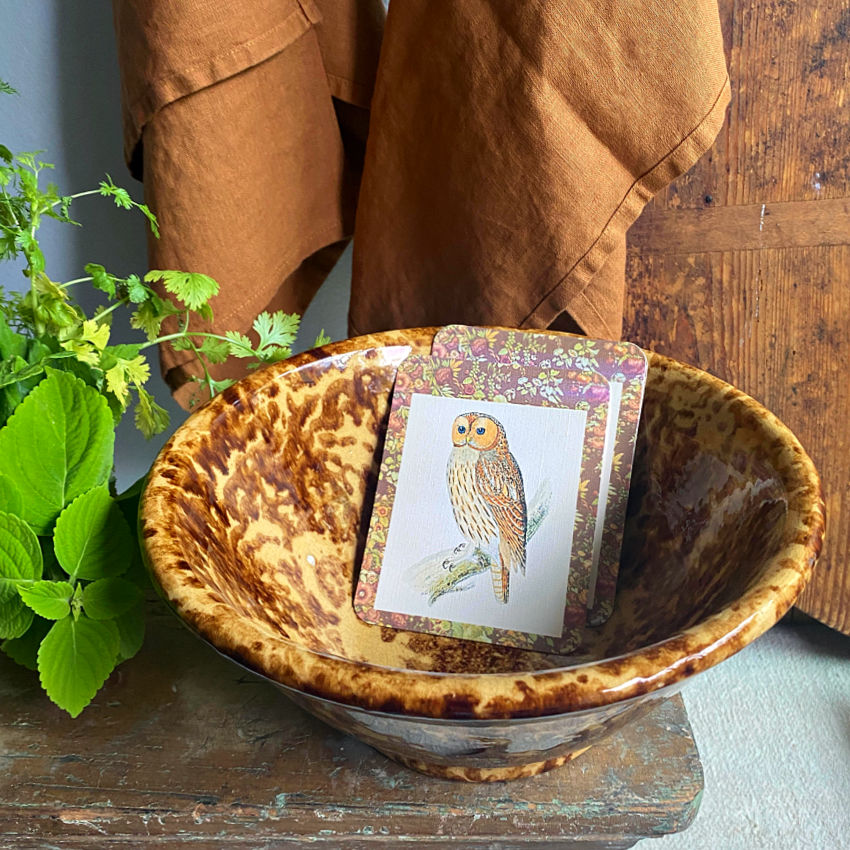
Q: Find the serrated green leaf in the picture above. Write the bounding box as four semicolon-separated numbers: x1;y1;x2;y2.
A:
169;336;194;353
37;614;119;717
125;274;147;304
0;313;27;360
53;485;134;581
18;580;72;620
82;577;142;620
137;203;160;239
0;80;17;96
252;311;299;351
133;388;170;439
50;355;103;392
144;270;218;311
0;356;44;390
257;345;292;363
0;475;22;514
124;355;149;385
0;370;114;533
0;511;43;639
130;295;176;341
104;363;129;405
199;336;230;364
100;343;142;369
224;331;254;358
313;329;332;347
209;378;235;394
16;231;45;274
115;604;145;662
1;615;51;671
85;262;116;299
99;177;133;210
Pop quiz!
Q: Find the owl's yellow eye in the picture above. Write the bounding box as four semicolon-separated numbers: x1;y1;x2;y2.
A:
468;416;500;450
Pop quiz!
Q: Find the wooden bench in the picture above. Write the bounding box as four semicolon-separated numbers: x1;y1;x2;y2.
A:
0;608;702;849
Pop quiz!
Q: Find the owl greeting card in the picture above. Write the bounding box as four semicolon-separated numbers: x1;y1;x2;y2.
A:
354;354;611;653
432;326;648;625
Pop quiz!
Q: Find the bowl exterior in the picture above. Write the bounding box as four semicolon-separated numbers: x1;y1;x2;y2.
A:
140;327;824;780
279;683;678;781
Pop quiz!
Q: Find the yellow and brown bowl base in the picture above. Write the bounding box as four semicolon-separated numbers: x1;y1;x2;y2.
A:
389;746;593;782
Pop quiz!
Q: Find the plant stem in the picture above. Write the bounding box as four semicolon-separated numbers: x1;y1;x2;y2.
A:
93;298;130;321
50;190;101;207
58;276;93;289
142;330;253;355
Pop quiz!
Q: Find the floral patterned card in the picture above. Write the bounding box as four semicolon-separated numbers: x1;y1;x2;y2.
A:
432;326;648;625
354;354;610;653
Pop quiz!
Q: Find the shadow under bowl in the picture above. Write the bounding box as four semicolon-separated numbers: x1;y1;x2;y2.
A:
140;328;824;781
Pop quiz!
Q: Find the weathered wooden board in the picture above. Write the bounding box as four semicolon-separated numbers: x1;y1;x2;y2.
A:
0;606;702;849
625;0;850;633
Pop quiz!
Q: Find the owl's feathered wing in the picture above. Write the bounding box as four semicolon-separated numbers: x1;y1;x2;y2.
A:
476;449;527;602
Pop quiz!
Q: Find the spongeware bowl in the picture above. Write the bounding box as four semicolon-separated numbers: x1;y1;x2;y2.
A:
140;328;824;781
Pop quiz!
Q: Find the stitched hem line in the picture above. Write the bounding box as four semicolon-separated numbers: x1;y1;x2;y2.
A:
122;8;316;166
521;74;732;338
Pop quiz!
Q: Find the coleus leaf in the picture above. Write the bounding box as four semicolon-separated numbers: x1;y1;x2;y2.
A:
37;613;119;717
0;475;23;515
53;485;134;581
18;580;73;620
0;511;43;639
82;577;142;620
0;370;114;533
1;615;51;672
115;605;145;663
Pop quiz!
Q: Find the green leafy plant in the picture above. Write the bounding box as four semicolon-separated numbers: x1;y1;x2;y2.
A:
0;81;329;716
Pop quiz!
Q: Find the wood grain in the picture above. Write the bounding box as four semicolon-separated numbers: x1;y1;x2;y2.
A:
0;607;703;849
624;0;850;633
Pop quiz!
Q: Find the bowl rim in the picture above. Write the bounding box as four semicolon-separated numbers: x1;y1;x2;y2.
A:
140;328;825;720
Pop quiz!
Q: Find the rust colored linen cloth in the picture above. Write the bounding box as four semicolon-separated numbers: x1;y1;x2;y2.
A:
349;0;730;340
112;0;385;405
113;0;728;400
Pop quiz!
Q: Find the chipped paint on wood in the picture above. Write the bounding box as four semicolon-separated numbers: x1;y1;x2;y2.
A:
0;610;702;847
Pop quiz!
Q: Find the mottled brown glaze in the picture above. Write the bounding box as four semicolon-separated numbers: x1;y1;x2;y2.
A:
140;328;824;777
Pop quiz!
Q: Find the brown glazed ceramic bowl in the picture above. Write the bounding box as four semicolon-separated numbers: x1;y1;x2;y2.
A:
140;328;824;781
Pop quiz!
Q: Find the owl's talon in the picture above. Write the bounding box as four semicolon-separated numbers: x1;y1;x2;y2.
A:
441;558;453;570
453;542;467;555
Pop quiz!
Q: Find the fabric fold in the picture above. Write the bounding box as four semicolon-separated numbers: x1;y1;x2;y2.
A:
112;0;729;403
112;0;385;404
348;0;730;340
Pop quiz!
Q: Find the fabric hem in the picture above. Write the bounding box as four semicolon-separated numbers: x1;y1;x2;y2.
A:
520;75;732;339
326;72;375;110
122;7;317;167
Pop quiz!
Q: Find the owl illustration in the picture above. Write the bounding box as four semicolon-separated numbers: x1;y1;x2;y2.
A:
446;413;527;603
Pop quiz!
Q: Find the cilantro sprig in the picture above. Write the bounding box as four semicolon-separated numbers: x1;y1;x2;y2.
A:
0;79;331;716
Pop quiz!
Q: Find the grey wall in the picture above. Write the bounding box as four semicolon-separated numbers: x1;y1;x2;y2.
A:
0;2;350;490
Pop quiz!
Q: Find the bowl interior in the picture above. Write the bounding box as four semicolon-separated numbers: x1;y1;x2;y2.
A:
142;330;801;676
